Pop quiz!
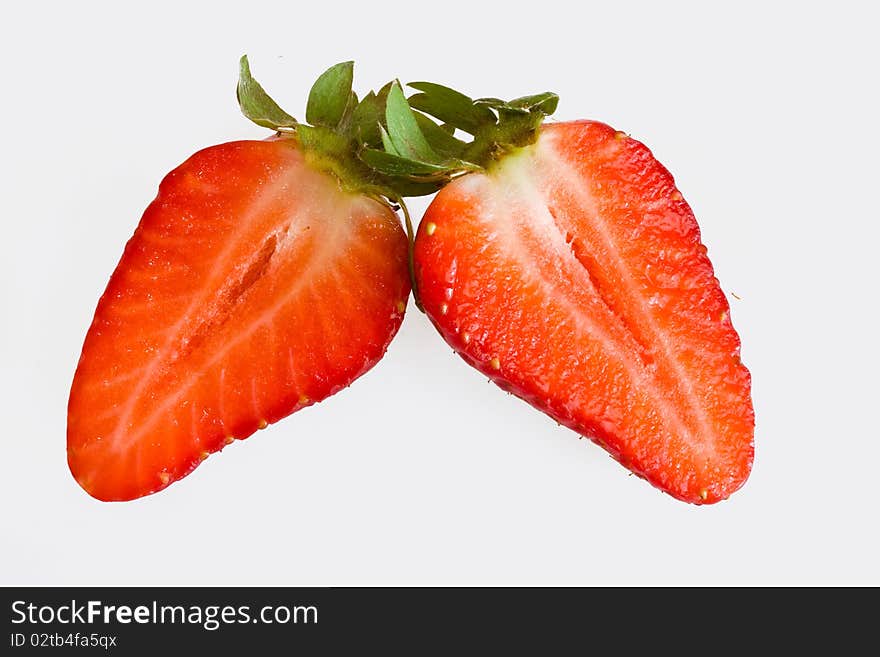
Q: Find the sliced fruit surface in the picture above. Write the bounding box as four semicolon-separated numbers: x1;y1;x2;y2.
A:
68;139;410;501
414;120;753;504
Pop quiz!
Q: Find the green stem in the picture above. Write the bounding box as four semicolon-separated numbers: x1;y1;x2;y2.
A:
462;113;543;169
395;197;424;312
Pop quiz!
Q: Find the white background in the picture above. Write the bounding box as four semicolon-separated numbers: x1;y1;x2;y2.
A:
2;1;878;586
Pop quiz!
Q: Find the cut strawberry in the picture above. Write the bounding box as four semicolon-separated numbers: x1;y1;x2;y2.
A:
405;86;753;503
68;59;423;501
69;58;755;505
68;139;409;500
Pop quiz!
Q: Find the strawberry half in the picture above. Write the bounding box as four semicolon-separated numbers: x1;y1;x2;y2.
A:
68;59;434;501
399;85;753;504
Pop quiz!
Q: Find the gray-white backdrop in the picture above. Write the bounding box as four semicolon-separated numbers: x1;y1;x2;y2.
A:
2;0;877;585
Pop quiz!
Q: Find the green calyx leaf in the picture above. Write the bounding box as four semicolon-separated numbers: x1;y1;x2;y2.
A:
385;82;441;163
474;97;530;115
474;92;560;116
408;81;496;135
412;112;468;158
379;124;398;155
337;89;359;130
237;55;298;130
360;148;452;177
306;61;355;128
349;90;383;145
509;91;559;114
405;80;559;170
359;88;479;183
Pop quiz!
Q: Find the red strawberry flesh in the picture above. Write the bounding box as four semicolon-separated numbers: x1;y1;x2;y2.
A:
68;139;410;501
414;121;753;504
